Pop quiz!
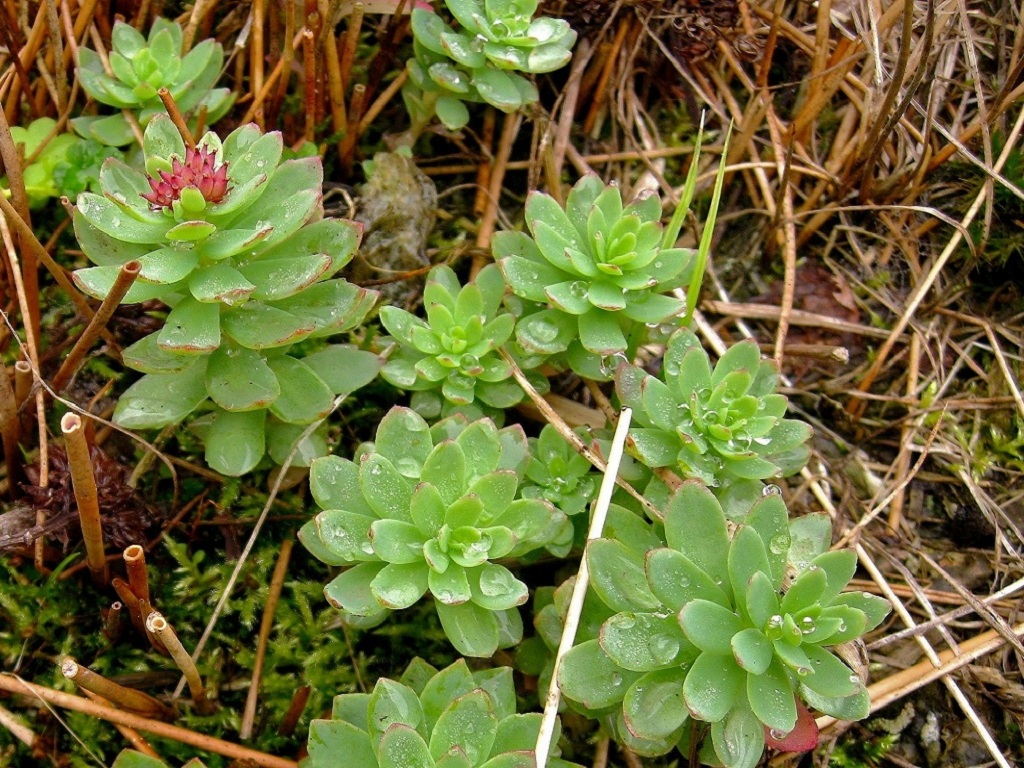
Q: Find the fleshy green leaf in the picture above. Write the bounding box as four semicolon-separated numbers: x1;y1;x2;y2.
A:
683;652;744;723
113;360;208;429
586;539;660;613
205;346;280;411
204;408;266;475
428;690;497;764
557;639;638;712
622;667;689;742
307;720;379;768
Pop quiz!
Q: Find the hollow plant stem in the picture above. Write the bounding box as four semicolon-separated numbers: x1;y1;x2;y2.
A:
52;260;140;392
123;544;150;604
157;87;195;147
146;612;212;714
61;413;108;586
61;658;174;719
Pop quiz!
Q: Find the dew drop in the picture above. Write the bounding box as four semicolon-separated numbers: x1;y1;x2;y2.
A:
610;672;623;687
762;484;782;496
648;634;680;664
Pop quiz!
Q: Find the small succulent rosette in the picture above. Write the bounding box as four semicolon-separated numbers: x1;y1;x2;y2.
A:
307;658;581;768
2;118;82;207
74;18;233;146
616;327;813;489
495;175;695;380
557;481;890;768
299;406;567;657
72;116;379;474
405;0;576;130
379;264;544;420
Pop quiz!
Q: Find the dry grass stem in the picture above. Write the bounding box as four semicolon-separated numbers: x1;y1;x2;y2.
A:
240;538;294;740
52;260;140;392
536;408;633;768
0;675;296;768
123;544;150;605
60;413;108;586
79;689;163;760
0;364;22;495
0;701;35;748
146;612;212;715
61;658;173;720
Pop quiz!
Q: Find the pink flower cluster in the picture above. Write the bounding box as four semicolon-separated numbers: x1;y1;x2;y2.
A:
142;145;229;209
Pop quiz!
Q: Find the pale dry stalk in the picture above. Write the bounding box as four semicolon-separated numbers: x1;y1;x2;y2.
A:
61;413;108;586
146;612;212;714
61;658;173;720
123;544;150;604
240;538;294;739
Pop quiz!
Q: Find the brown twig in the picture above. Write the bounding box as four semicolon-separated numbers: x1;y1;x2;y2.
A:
157;88;196;148
240;538;294;739
302;22;317;142
123;544;150;604
472;110;521;275
0;675;296;768
146;612;212;715
276;685;310;738
0;364;22;496
80;688;163;760
52;260;140;392
61;413;108;586
102;601;124;641
61;658;174;720
339;2;364;92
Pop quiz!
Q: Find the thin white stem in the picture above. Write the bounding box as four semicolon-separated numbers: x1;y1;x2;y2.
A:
535;408;633;768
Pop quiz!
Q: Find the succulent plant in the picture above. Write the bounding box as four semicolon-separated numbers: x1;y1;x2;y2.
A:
299;406;567;656
73;18;233;146
2;118;83;207
379;264;537;419
404;0;577;131
494;175;695;380
71;116;379;474
308;658;582;768
615;327;813;487
557;481;890;767
520;425;597;519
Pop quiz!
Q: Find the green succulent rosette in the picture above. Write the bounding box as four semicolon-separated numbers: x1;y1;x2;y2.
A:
379;264;543;419
494;175;695;380
616;327;813;487
405;0;576;130
2;118;85;208
71;116;379;474
518;424;599;555
299;406;567;657
308;658;581;768
557;481;890;767
73;18;233;146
